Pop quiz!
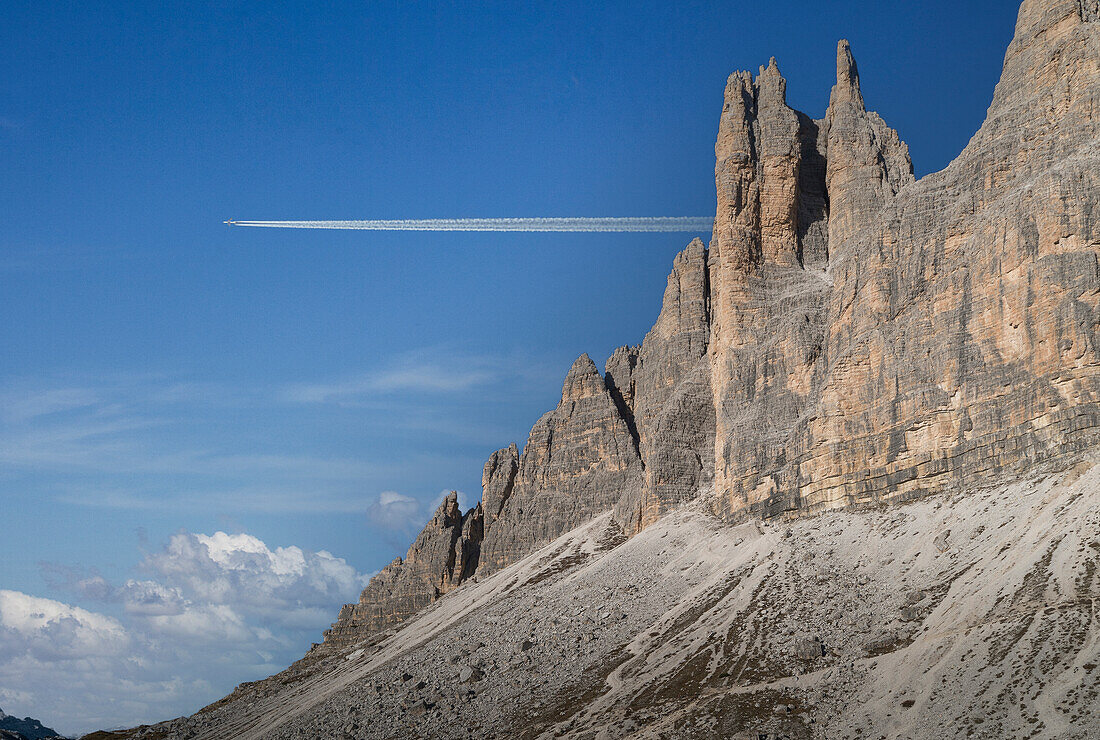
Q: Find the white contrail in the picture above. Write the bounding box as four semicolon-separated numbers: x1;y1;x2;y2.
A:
227;217;713;233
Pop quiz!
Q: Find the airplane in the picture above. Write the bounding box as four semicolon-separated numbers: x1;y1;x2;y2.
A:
223;219;237;225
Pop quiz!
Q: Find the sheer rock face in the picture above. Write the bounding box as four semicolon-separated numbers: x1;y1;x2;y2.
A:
708;56;856;517
322;494;482;647
324;1;1100;644
610;238;716;530
712;5;1100;519
799;3;1100;512
478;355;643;573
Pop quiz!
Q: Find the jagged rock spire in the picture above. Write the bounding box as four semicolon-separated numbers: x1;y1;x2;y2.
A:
831;39;865;110
481;443;518;525
321;489;482;645
823;40;913;254
711;57;803;276
431;491;462;525
478;346;643;574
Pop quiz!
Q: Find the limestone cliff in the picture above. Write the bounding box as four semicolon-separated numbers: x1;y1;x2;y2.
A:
480;443;518;529
322;0;1100;646
719;0;1100;519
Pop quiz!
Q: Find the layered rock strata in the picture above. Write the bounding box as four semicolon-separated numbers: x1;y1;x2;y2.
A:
324;0;1100;646
478;354;643;573
753;0;1100;518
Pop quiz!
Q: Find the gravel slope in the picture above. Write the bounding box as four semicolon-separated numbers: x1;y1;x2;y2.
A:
111;457;1099;740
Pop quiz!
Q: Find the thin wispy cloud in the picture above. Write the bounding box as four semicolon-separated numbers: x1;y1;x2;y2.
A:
286;365;495;402
0;414;386;482
0;386;102;422
47;480;450;515
281;348;555;405
0;350;528;514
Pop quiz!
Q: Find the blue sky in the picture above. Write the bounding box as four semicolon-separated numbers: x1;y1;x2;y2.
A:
1;0;1019;733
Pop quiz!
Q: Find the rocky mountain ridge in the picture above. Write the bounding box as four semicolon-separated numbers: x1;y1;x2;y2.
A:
0;709;65;740
319;0;1100;651
90;1;1100;737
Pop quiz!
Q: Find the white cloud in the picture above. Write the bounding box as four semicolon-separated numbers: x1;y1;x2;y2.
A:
119;580;186;616
11;531;375;735
140;531;369;626
287;365;496;402
367;490;423;533
0;590;129;661
0;386;101;422
0;354;540;517
142;603;252;642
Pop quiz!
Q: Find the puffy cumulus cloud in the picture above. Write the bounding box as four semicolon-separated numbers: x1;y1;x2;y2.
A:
119;579;187;616
10;531;374;736
0;590;128;661
142;603;252;642
140;531;369;628
0;590;153;734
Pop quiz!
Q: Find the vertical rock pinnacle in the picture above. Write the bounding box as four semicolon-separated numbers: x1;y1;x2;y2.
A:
832;39;865;110
823;39;912;254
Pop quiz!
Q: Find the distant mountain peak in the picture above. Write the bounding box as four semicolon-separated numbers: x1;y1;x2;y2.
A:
0;711;64;740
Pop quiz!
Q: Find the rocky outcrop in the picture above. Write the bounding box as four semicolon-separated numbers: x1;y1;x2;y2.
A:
324;0;1100;647
821;40;914;255
480;444;518;528
705;2;1100;521
94;7;1100;739
708;55;848;517
322;493;482;647
478;355;643;573
324;353;645;643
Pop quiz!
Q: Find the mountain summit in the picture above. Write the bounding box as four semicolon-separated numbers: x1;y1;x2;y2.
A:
100;2;1100;738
